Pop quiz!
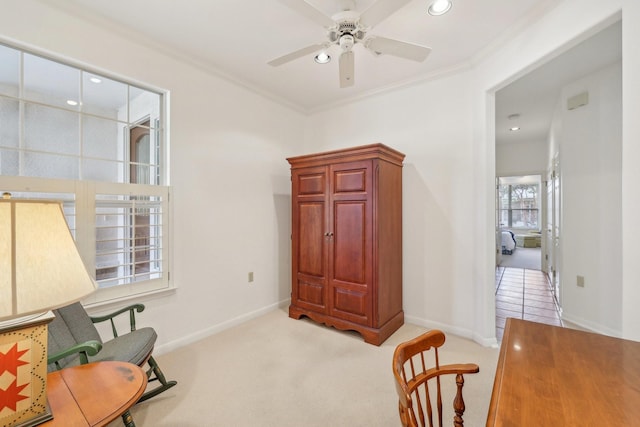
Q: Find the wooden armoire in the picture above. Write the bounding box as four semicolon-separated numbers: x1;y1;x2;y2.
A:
287;143;404;345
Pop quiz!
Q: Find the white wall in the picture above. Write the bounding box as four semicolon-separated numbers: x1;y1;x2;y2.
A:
622;0;640;341
549;62;622;335
496;140;547;177
0;0;304;351
305;71;478;338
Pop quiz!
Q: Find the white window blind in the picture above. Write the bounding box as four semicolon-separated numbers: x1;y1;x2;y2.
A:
95;193;164;287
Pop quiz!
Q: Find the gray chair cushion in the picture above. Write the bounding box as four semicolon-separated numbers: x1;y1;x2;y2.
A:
53;302;103;343
88;327;157;366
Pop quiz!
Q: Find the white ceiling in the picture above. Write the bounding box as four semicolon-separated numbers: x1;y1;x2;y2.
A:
496;20;622;145
39;0;621;145
43;0;557;113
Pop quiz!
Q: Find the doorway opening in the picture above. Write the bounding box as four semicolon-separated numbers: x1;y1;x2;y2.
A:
492;18;622;340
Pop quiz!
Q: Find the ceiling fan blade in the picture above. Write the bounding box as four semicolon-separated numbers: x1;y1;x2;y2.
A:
359;0;412;28
339;51;354;88
278;0;335;28
365;36;431;62
268;43;326;67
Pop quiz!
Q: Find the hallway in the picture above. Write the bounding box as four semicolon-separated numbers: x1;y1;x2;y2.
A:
495;266;562;341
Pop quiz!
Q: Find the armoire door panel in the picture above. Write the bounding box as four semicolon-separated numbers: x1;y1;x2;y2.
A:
333;202;367;284
298;172;326;195
296;277;325;308
334;168;367;193
332;286;368;320
297;202;325;277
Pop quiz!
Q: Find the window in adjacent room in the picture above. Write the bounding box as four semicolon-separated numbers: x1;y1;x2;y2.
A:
498;175;540;230
0;42;171;305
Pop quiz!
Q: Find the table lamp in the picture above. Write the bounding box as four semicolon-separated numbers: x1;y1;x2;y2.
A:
0;193;97;426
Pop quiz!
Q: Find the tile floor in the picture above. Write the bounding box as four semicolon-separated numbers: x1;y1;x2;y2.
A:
495;266;562;341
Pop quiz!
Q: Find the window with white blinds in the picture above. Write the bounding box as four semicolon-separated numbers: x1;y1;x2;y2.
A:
0;42;172;305
95;193;164;287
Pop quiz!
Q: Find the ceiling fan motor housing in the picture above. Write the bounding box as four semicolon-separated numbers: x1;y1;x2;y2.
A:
339;21;357;34
328;10;366;44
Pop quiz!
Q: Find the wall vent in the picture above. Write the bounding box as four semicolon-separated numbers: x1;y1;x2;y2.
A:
567;91;589;110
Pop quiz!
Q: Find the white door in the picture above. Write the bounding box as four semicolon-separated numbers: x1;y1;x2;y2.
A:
546;161;561;308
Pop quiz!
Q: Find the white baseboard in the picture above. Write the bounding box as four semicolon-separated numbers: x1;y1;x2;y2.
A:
154;298;290;355
561;313;621;338
155;303;499;355
404;315;498;348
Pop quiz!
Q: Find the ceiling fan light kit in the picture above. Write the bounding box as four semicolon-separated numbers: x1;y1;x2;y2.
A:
339;50;355;88
270;0;435;88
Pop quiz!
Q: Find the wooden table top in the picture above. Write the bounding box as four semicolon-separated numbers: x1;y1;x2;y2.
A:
487;318;640;426
43;361;147;427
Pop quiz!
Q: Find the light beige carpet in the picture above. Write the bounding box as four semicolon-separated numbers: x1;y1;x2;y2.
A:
110;308;500;427
499;247;541;270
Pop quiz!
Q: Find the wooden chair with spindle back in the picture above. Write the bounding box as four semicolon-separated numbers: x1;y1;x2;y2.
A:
392;330;479;427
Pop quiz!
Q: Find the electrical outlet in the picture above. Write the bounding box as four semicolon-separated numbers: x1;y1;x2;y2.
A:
248;272;254;283
577;275;585;287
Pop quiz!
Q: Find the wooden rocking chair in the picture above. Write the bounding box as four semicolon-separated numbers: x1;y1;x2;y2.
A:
47;302;177;406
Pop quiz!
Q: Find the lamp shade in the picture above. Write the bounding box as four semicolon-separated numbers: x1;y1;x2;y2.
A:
0;196;97;321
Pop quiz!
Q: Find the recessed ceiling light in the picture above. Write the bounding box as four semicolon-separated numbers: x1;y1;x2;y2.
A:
89;77;102;84
428;0;452;16
66;100;78;106
507;113;521;120
509;126;521;131
314;52;331;64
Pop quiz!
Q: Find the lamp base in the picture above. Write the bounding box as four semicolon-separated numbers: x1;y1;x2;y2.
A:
0;313;54;427
12;401;52;427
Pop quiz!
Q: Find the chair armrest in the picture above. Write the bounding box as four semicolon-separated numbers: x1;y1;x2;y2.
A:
438;363;480;376
47;340;103;368
417;363;480;383
89;303;146;337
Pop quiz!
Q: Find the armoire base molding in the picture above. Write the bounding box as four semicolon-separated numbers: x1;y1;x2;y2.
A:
289;304;404;346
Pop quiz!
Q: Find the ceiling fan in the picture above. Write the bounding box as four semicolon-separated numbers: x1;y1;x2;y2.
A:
269;0;431;88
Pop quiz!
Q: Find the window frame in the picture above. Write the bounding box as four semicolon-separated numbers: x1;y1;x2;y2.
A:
498;181;540;230
0;42;173;307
